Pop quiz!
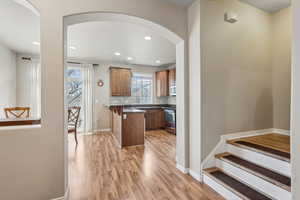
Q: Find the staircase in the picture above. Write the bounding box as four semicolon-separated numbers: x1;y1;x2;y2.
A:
203;133;291;200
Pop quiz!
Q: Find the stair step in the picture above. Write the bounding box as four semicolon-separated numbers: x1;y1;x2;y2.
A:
216;153;291;192
227;137;290;162
203;167;272;200
227;142;291;177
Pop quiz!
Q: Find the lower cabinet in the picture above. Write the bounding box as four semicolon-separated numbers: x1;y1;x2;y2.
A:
145;109;165;130
122;112;145;147
112;110;145;148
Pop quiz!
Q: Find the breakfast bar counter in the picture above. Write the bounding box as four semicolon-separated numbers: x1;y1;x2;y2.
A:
110;106;145;148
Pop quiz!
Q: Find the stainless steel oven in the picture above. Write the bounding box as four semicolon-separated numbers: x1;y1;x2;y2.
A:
164;108;176;134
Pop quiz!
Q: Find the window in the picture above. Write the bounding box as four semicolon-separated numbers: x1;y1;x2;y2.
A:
67;68;83;107
66;65;94;133
131;73;153;104
67;67;83;130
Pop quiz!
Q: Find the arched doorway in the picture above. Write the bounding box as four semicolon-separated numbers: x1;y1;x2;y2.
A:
63;11;188;197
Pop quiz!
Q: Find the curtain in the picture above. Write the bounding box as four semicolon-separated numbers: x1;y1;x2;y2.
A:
16;58;41;118
81;63;94;133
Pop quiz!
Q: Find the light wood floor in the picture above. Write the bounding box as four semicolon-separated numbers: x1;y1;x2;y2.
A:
229;133;290;153
68;130;223;200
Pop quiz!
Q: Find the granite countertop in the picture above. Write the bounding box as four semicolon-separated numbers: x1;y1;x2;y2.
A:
107;104;176;110
123;108;146;113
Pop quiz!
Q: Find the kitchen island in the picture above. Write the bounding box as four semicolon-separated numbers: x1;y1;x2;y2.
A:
109;104;176;135
111;106;146;148
106;104;176;138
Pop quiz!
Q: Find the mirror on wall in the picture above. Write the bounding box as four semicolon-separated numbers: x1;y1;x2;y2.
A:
0;0;41;125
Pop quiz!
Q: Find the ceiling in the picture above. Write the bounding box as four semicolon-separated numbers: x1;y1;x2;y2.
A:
240;0;291;13
163;0;195;7
2;0;290;65
0;0;175;66
67;22;176;66
0;0;40;55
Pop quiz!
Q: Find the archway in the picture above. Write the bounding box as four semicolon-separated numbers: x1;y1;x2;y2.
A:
63;11;188;193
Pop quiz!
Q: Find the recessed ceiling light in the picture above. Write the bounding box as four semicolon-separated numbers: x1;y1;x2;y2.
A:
114;52;121;56
32;41;40;46
156;60;161;64
144;36;152;41
127;57;133;61
69;46;76;50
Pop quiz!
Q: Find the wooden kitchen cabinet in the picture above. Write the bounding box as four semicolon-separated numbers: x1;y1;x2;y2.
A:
110;67;132;96
169;68;176;96
111;107;145;148
122;112;145;147
145;109;165;130
156;70;169;97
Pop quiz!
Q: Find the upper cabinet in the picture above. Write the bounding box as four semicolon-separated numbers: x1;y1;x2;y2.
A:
156;68;176;97
110;67;132;96
169;68;176;96
156;70;169;97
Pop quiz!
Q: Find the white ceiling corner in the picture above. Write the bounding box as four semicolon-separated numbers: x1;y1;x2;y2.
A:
163;0;195;7
239;0;291;13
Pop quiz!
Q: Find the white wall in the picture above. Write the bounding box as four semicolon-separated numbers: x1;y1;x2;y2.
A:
291;0;300;199
0;0;188;199
0;43;17;119
200;0;274;159
188;0;202;180
271;7;292;130
16;54;41;118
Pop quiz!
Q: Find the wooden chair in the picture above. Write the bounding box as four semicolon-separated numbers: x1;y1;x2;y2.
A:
68;106;81;145
4;107;30;119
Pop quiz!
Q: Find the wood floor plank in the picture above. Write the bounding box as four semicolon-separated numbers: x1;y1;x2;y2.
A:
229;133;290;153
69;130;224;200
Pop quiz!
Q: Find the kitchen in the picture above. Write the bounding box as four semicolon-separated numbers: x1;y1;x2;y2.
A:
66;20;177;151
108;66;176;148
65;16;183;200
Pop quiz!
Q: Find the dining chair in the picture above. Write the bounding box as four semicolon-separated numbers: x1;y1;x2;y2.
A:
68;106;81;145
4;107;30;119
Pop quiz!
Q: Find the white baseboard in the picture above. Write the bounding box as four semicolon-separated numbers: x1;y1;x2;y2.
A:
176;163;203;182
221;128;274;141
79;129;112;136
272;128;290;136
201;139;226;170
50;187;69;200
64;188;69;200
176;164;189;174
189;169;202;182
51;197;64;200
93;128;112;133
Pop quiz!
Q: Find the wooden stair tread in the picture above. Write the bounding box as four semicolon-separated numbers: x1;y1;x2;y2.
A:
203;168;272;200
216;153;291;191
229;133;290;153
228;134;290;162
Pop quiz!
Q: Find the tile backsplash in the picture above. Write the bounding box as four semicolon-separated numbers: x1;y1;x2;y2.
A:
109;96;172;105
